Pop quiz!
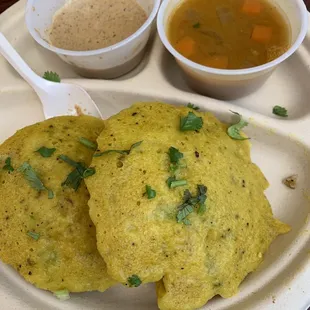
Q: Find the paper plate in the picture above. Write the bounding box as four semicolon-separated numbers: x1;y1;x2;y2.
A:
0;1;309;309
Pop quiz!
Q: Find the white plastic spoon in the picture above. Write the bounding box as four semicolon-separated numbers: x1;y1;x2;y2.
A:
0;33;102;119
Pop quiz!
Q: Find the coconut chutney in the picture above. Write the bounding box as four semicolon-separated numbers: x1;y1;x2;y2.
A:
49;0;147;51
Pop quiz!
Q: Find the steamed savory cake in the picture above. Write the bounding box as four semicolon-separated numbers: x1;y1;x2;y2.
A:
0;116;115;293
86;102;290;310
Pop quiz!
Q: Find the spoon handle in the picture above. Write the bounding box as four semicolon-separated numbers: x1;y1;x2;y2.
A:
0;32;47;91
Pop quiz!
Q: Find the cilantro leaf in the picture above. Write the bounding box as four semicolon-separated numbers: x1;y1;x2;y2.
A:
273;105;288;117
3;157;14;172
58;155;95;191
168;147;183;164
130;141;143;150
197;185;207;214
47;189;54;199
128;275;142;287
83;167;96;178
193;22;201;28
227;111;249;140
176;185;208;223
43;71;61;83
177;204;194;223
58;155;80;168
180;112;203;131
18;162;54;199
145;185;156;199
94;141;143;157
79;137;97;150
167;176;176;188
54;290;70;301
170;180;188;189
187;103;200;110
182;219;191;225
27;231;40;241
62;169;83;191
36;146;56;158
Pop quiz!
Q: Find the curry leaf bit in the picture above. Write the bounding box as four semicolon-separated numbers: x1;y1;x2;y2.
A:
94;141;143;157
43;71;61;83
193;22;201;28
79;137;97;150
36;146;56;158
273;105;288;117
58;155;95;191
18;163;54;199
128;275;142;287
54;290;70;301
176;185;208;223
187;103;200;110
145;185;156;199
3;157;14;172
227;111;249;140
180;112;203;131
27;231;40;241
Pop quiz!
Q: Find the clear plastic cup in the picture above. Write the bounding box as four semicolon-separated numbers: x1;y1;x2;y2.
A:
157;0;309;100
25;0;161;79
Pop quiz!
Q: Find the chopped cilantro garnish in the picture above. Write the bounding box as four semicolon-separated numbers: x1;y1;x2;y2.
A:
18;162;54;199
58;155;95;191
176;185;208;223
227;111;249;140
168;147;183;164
36;146;56;158
79;137;97;150
27;231;40;241
273;105;288;117
187;103;199;110
43;71;61;83
193;22;201;28
167;176;176;188
94;141;143;157
145;185;156;199
177;204;194;223
167;147;188;187
128;275;142;287
196;185;207;214
170;180;188;189
54;290;70;301
180;112;203;131
3;157;14;172
182;218;191;225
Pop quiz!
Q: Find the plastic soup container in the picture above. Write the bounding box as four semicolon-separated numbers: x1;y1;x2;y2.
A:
157;0;308;100
26;0;161;79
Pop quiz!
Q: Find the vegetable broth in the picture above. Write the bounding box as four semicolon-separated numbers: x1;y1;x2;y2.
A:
168;0;291;69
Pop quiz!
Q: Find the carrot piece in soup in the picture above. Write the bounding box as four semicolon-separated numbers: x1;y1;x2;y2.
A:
251;25;272;43
202;55;229;69
175;36;196;58
242;0;262;14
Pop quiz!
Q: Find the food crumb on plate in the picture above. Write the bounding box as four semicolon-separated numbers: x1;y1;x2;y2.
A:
283;174;298;189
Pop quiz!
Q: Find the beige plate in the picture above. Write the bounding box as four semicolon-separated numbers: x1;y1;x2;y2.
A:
0;1;310;309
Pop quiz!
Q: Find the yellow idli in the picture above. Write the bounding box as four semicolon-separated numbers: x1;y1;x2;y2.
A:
86;102;290;310
0;116;115;293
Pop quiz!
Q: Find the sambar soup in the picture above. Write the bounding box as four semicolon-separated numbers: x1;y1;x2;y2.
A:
168;0;291;70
